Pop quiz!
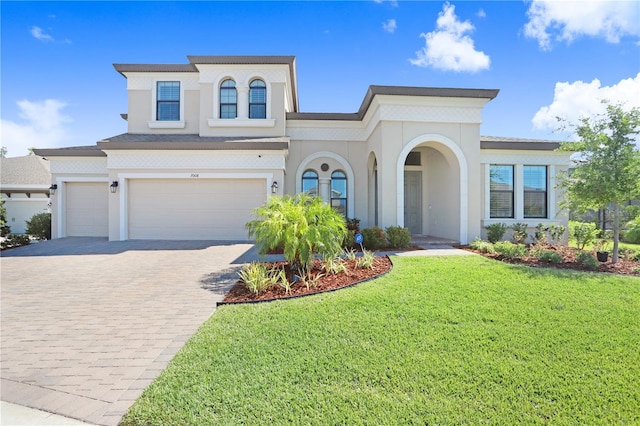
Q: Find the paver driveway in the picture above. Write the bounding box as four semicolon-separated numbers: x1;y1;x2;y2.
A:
1;238;257;426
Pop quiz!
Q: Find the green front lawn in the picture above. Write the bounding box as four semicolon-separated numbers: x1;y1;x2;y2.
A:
121;256;639;425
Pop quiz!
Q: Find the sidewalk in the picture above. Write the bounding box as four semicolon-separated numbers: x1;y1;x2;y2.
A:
0;401;94;425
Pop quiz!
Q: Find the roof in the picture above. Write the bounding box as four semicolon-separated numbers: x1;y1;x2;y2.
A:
97;134;290;151
287;85;500;121
0;155;51;186
33;145;107;157
113;55;299;112
480;136;564;151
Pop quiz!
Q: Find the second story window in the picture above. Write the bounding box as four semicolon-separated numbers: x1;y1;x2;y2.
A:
157;81;180;121
220;79;237;119
249;79;266;119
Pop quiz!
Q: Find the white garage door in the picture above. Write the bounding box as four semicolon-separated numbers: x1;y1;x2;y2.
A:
128;179;266;240
66;182;109;237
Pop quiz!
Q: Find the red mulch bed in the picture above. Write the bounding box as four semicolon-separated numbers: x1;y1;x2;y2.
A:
464;244;640;276
222;257;393;304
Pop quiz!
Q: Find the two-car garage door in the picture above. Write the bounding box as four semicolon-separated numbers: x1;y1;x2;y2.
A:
128;179;266;240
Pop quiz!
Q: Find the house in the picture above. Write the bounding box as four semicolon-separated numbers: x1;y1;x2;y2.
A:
0;155;51;234
34;55;571;243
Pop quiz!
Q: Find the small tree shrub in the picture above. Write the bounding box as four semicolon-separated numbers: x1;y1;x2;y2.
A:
385;226;411;249
25;212;51;240
494;241;527;259
361;227;387;250
534;249;563;264
323;257;348;275
246;194;346;274
511;223;528;244
346;218;360;232
569;221;599;250
0;198;10;237
469;238;495;254
485;223;508;243
576;251;599;271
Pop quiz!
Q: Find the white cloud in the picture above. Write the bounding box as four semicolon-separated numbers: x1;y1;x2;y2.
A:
374;0;398;6
409;2;490;73
532;73;640;136
524;0;640;50
30;26;53;42
477;9;486;19
1;99;72;157
383;18;397;33
30;25;71;44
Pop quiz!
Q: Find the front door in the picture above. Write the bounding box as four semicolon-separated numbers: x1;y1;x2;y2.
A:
404;171;422;234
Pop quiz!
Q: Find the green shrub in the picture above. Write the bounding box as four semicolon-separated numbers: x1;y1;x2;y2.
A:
619;248;640;262
534;223;548;245
361;227;387;250
246;194;346;274
356;250;376;269
0;234;31;250
343;229;358;250
485;223;508;243
469;238;495;254
0;198;10;237
346;218;360;232
623;217;640;244
534;249;563;264
385;226;411;249
25;212;51;240
343;249;358;261
576;251;599;271
511;223;529;244
549;224;567;243
494;241;527;259
238;263;288;295
569;221;599;250
323;257;348;275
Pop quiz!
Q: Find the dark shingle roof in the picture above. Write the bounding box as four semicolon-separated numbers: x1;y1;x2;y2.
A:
480;136;564;150
288;85;500;121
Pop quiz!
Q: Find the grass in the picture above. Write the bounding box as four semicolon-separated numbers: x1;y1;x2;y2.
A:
121;256;639;425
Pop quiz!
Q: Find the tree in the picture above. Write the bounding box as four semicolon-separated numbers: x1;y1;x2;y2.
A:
557;103;640;264
245;194;346;274
0;147;7;158
0;197;11;236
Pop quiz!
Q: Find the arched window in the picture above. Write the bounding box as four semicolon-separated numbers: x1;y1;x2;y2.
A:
249;79;266;119
220;79;237;119
301;170;318;196
331;171;347;217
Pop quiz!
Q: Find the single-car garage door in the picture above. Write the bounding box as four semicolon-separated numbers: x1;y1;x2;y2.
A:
128;179;266;240
66;182;109;237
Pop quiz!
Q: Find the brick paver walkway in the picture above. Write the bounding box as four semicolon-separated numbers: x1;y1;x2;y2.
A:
1;238;256;426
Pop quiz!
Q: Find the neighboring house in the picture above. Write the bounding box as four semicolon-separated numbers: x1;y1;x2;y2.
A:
34;55;571;243
0;155;51;234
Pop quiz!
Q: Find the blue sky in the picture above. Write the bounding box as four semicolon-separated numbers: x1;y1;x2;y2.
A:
1;0;639;157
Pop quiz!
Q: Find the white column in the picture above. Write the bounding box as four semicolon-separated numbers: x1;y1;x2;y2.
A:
237;86;249;119
319;178;331;204
515;164;524;220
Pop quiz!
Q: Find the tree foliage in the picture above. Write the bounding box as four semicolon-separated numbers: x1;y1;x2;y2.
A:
245;194;347;274
557;103;640;263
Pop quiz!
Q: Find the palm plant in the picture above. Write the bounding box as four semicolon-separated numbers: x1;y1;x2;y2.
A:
246;194;347;274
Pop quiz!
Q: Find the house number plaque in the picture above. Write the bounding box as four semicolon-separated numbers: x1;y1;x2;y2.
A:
190;173;199;178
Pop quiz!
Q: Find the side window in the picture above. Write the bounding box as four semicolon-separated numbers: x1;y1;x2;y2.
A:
489;165;514;218
331;171;348;218
302;170;318;196
524;165;547;218
156;81;180;121
220;79;237;119
249;79;266;119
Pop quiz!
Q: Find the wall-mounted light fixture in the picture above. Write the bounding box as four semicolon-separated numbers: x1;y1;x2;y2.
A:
49;184;57;195
110;181;119;194
271;181;279;194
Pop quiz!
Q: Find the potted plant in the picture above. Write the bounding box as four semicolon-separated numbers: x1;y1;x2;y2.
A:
595;239;609;262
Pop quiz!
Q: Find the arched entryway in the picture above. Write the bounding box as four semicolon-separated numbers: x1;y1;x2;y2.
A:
396;134;468;244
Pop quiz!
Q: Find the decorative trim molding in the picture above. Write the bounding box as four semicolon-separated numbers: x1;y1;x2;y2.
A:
480;151;571;165
148;121;186;129
49;157;108;174
105;150;285;170
207;118;276;128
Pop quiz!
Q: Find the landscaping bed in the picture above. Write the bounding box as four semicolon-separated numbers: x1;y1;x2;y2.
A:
222;256;393;303
465;244;640;276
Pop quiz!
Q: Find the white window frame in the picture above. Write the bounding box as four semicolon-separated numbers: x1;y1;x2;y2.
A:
148;79;186;129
